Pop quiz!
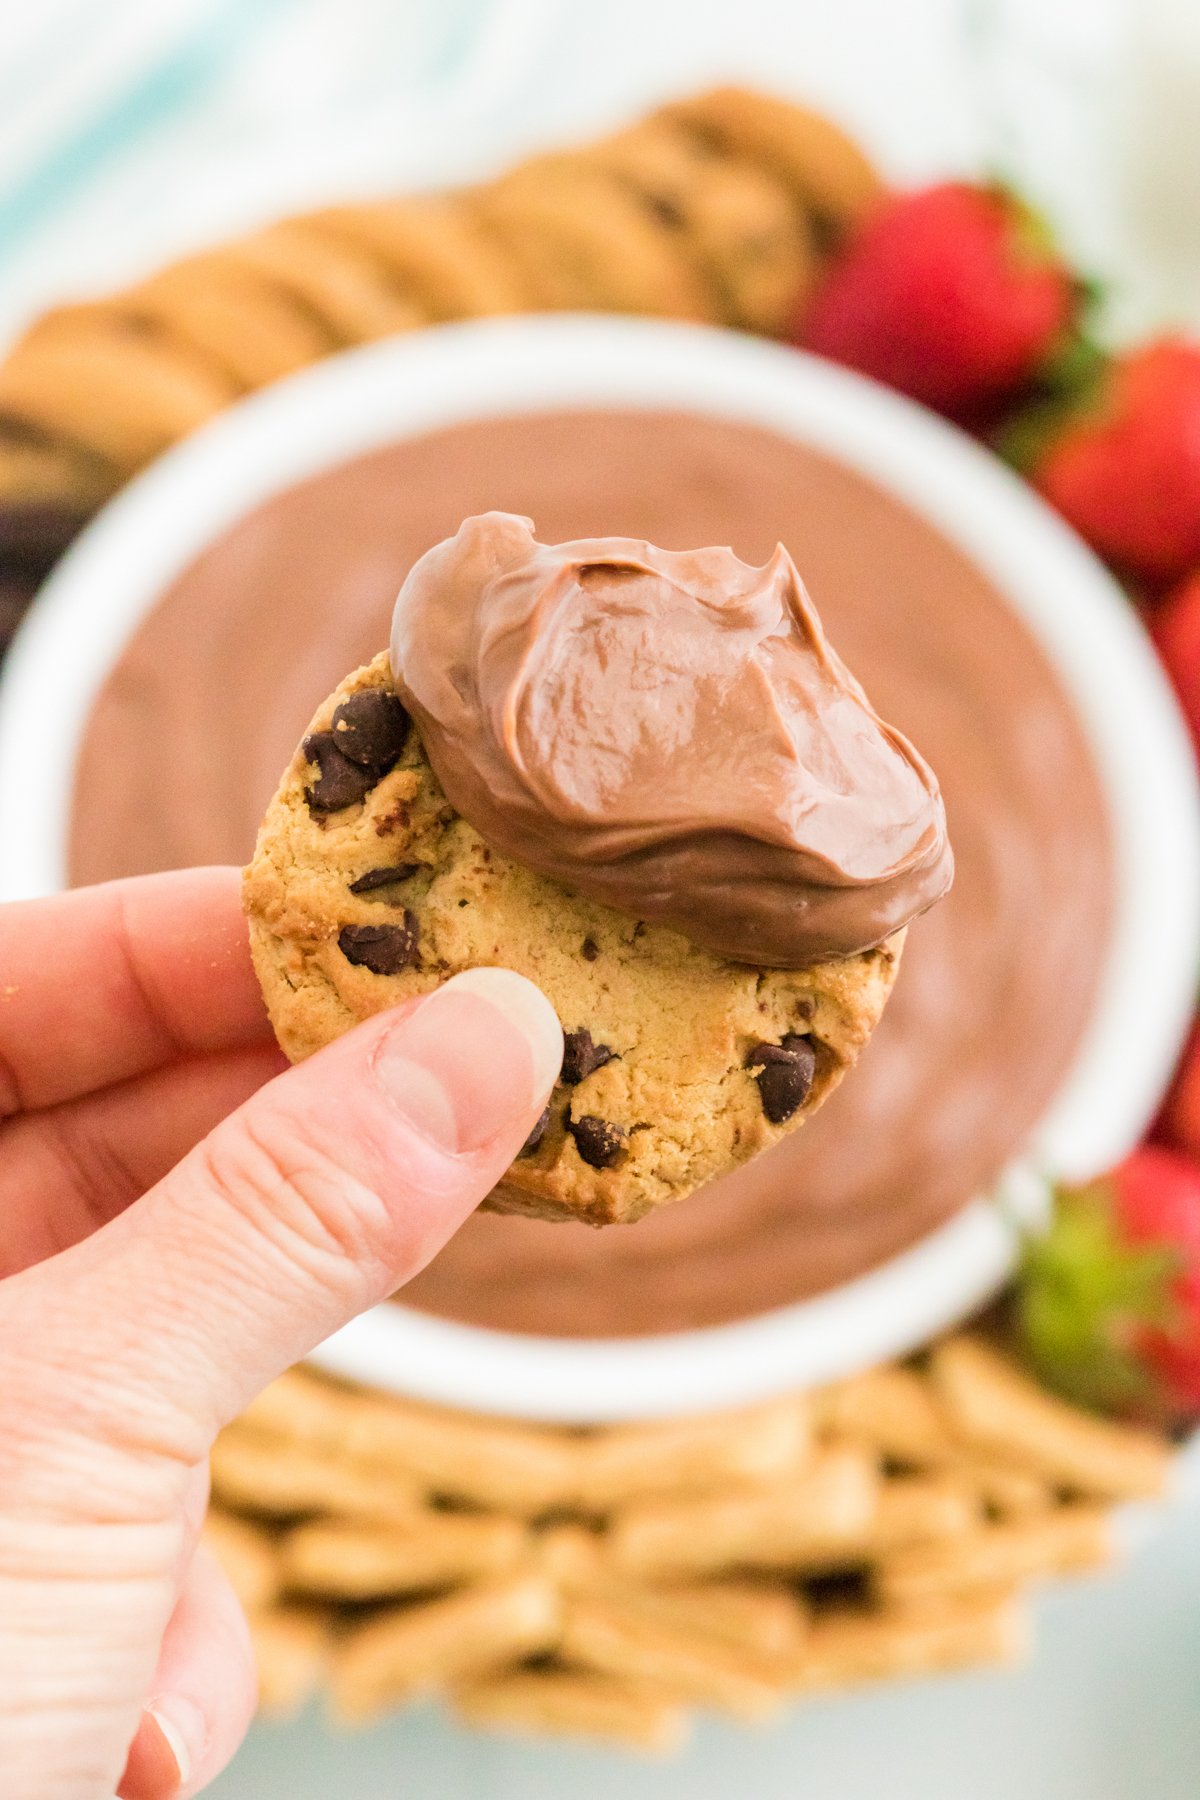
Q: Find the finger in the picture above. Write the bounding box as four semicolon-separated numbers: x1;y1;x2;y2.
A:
116;1541;255;1800
8;969;562;1486
0;867;271;1117
0;1041;287;1277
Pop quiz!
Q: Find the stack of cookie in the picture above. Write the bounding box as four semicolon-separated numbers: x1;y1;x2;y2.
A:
0;85;883;617
203;1334;1170;1752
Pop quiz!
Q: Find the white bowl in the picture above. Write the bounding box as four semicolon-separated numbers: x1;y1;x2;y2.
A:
2;315;1198;1421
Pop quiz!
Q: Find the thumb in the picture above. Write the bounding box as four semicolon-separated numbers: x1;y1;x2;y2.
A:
8;968;562;1472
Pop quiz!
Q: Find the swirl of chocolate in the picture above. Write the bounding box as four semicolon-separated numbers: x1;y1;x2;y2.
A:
390;513;952;965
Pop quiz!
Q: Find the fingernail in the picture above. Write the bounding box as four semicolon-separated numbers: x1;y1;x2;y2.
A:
119;1696;206;1798
371;968;562;1156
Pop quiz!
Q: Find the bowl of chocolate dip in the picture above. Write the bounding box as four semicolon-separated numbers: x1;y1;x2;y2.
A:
2;315;1198;1420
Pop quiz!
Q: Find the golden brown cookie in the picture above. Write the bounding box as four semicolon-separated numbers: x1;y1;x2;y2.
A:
243;654;902;1227
664;86;886;244
583;117;816;333
126;252;335;387
452;1668;689;1753
304;196;531;319
222;221;428;344
0;422;116;512
0;304;237;470
471;161;716;320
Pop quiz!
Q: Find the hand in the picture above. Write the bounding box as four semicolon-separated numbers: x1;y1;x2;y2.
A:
0;867;561;1800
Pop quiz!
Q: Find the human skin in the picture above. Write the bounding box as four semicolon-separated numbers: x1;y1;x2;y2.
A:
0;866;562;1799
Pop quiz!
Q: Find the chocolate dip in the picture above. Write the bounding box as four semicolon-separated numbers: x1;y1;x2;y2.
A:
391;514;951;964
70;408;1112;1335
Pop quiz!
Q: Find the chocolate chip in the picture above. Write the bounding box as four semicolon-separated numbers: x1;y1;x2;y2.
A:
303;733;376;812
754;1056;814;1124
581;938;599;962
331;690;409;772
519;1106;551;1158
569;1115;627;1169
561;1028;615;1085
338;914;419;974
745;1034;816;1125
349;863;419;894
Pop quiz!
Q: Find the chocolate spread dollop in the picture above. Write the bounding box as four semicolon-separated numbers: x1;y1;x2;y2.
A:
389;512;952;965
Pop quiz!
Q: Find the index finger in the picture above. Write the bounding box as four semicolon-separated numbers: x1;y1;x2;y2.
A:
0;866;273;1115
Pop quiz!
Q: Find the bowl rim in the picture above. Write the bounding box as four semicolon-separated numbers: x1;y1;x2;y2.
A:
3;313;1198;1420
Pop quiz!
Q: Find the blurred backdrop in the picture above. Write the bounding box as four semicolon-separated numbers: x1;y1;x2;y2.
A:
3;0;1200;352
3;3;1200;1796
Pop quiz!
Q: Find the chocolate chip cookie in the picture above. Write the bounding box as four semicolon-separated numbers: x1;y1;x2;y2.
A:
664;87;885;246
582;117;817;334
470;162;715;321
243;654;903;1226
304;197;531;320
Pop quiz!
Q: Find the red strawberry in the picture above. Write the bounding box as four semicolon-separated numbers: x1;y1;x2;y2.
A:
797;180;1077;419
1152;570;1200;747
1031;339;1200;587
1018;1145;1200;1421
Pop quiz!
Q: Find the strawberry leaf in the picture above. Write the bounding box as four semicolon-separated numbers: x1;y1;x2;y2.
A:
1037;330;1109;405
1016;1182;1182;1416
993;335;1112;475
